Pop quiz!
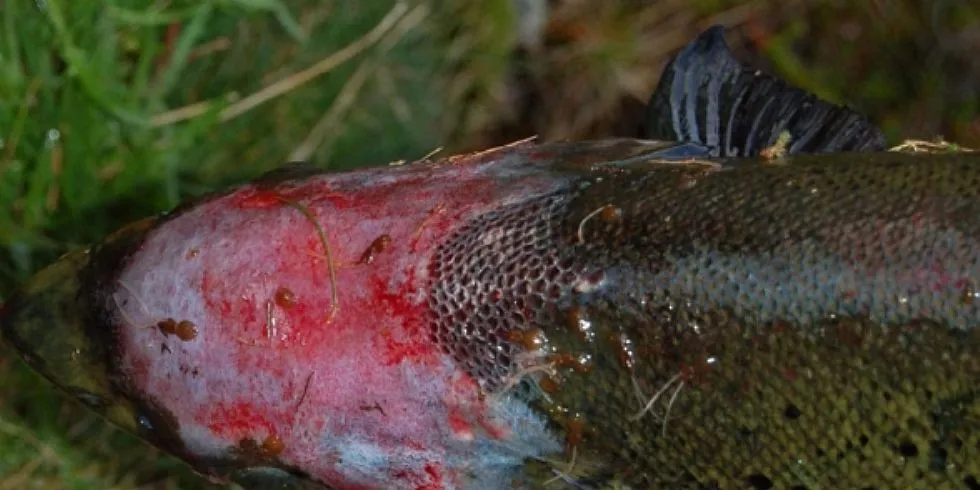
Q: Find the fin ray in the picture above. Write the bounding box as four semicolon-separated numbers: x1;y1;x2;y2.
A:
646;25;887;156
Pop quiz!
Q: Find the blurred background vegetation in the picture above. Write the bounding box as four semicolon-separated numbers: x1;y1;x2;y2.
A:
0;0;978;488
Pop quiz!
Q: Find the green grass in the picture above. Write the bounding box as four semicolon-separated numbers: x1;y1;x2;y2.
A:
1;1;978;489
0;1;462;488
473;1;980;147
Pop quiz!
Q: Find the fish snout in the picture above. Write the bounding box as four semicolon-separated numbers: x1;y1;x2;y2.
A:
1;217;160;433
2;249;95;382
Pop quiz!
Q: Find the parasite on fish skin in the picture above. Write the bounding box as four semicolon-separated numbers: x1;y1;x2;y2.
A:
3;25;980;490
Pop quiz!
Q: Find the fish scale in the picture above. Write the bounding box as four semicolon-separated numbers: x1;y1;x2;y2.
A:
428;153;980;488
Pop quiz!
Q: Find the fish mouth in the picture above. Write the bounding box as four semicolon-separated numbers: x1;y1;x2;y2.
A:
0;217;160;435
1;249;123;417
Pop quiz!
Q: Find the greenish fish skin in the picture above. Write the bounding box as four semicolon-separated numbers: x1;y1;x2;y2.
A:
427;151;980;488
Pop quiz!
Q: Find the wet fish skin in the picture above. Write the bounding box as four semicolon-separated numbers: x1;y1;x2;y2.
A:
0;139;709;489
457;150;980;487
3;145;980;489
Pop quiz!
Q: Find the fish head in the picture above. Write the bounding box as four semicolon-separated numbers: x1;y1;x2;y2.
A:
0;217;158;435
0;214;335;489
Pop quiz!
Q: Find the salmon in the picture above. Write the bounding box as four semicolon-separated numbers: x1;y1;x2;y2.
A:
2;26;978;490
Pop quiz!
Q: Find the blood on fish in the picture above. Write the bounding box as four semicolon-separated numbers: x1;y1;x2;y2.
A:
447;408;475;441
369;276;439;366
233;190;288;209
206;401;276;440
420;464;444;490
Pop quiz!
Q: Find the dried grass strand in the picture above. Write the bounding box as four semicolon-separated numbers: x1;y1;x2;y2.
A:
150;2;410;127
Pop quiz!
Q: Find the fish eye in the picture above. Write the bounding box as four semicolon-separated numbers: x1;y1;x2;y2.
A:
136;414;155;433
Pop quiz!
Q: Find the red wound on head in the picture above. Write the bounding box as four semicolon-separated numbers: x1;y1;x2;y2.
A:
206;401;277;440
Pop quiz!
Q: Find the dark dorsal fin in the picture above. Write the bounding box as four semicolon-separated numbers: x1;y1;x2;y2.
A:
645;25;887;157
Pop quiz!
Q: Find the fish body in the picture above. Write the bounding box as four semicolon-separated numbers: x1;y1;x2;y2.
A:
3;26;979;490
